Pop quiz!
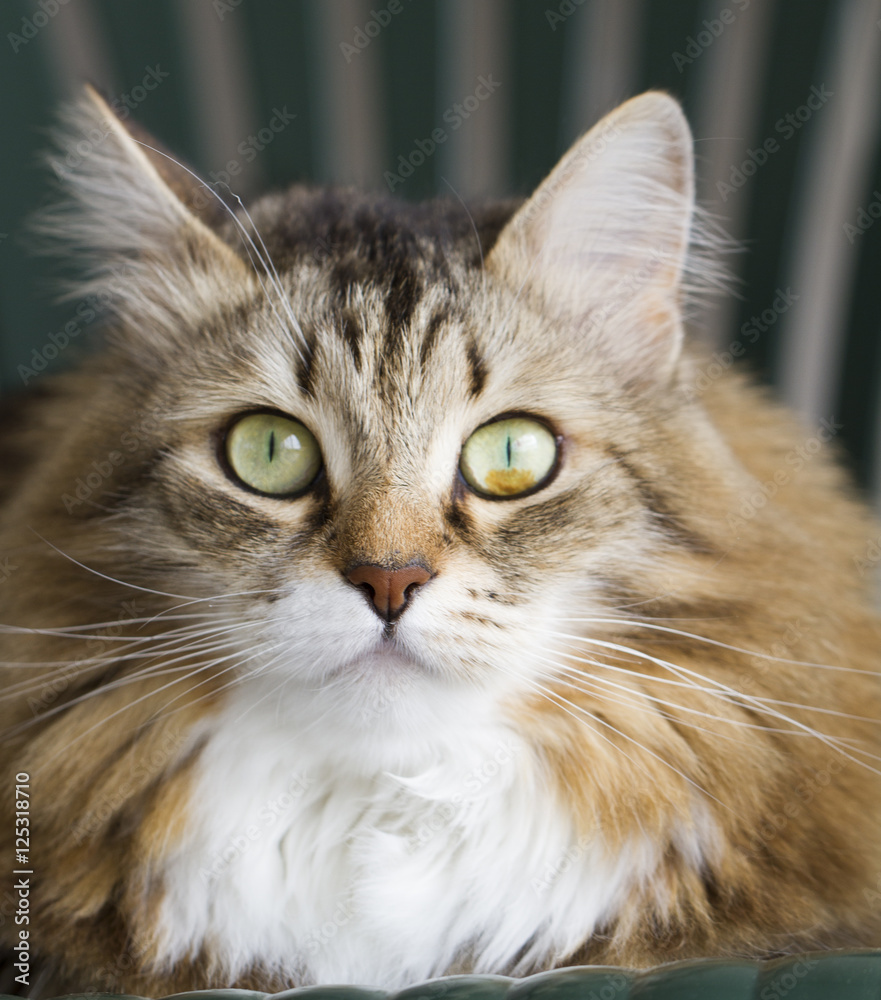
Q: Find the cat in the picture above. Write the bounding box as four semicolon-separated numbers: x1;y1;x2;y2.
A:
1;84;881;998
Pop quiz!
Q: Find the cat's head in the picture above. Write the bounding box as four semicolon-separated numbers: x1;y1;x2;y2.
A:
30;88;737;757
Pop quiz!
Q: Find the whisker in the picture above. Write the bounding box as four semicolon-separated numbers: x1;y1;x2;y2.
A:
552;617;880;676
494;661;727;809
1;631;262;719
545;632;881;725
30;638;277;763
130;139;309;363
29;529;203;600
553;633;881;774
441;177;485;273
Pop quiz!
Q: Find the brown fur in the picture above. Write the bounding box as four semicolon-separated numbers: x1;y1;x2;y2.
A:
1;89;881;995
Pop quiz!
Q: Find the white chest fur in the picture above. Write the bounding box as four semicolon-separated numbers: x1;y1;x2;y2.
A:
153;685;663;988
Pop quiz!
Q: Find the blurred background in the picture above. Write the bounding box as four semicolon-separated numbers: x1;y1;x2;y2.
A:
1;0;880;497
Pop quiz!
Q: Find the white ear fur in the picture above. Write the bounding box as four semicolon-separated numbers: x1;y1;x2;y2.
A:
486;92;695;385
40;86;252;339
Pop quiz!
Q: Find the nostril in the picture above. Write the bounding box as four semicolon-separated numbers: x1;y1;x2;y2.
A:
345;563;433;621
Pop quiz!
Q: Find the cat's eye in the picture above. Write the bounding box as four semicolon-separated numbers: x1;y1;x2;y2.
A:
459;416;558;499
224;412;322;496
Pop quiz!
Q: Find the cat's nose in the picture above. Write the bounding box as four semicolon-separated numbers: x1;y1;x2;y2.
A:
345;563;432;621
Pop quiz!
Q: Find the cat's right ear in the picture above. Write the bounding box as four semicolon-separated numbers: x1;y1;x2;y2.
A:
40;85;254;344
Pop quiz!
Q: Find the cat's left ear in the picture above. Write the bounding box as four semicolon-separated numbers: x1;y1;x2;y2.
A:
43;85;254;340
486;92;694;386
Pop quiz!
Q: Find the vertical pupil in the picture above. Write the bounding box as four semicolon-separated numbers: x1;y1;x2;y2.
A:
506;434;512;467
268;429;275;462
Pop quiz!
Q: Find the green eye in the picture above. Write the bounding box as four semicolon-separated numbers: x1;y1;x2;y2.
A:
460;416;558;498
225;412;322;496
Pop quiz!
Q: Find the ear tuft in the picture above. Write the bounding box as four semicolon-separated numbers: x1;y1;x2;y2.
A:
37;86;252;341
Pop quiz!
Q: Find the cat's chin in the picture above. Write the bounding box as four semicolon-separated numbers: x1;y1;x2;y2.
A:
251;637;501;756
350;637;435;669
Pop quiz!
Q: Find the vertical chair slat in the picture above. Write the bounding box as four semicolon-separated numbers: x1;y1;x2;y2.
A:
688;0;776;349
839;135;881;494
436;0;509;201
777;0;881;427
732;0;835;379
0;0;83;389
561;0;645;139
311;0;386;189
172;1;260;195
376;0;438;199
236;1;318;188
41;0;114;97
507;0;570;194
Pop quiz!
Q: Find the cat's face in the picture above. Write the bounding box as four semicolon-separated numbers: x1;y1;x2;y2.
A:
39;89;726;750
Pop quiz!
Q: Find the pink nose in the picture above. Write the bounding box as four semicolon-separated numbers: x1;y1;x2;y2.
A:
345;563;432;620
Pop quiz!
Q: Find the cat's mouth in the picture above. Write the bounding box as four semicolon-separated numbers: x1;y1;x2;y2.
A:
318;634;428;682
364;636;423;669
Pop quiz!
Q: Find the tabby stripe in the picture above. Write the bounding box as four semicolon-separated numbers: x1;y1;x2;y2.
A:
339;310;363;372
384;255;423;333
604;445;716;554
167;475;280;545
71;448;164;519
295;325;317;395
466;338;487;396
443;494;474;541
27;661;130;725
420;310;447;367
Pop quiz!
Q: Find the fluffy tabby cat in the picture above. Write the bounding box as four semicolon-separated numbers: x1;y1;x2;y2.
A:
1;86;880;996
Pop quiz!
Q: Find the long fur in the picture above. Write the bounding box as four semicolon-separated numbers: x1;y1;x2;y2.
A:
1;89;880;997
